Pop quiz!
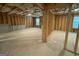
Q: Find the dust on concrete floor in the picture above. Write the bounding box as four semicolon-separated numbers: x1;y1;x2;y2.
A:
0;28;78;56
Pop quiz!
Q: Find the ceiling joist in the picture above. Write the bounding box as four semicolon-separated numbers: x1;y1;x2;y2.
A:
44;3;72;10
0;3;79;16
34;3;44;10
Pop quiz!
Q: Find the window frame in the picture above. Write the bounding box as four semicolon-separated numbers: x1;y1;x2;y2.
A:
73;16;79;29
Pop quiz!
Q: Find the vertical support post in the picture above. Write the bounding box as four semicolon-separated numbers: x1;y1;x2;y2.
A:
10;14;13;31
7;14;11;31
24;16;26;28
13;14;15;30
42;11;47;42
17;15;19;29
74;24;79;55
42;9;50;42
15;14;17;30
64;5;72;49
42;10;48;42
12;14;14;31
2;13;7;24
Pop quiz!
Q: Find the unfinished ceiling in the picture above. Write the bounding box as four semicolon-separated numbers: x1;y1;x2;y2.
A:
49;4;79;14
0;3;43;17
0;3;79;16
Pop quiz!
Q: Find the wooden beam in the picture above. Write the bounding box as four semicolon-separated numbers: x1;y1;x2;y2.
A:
7;14;11;26
0;12;3;24
18;15;20;25
42;10;50;42
19;15;21;25
65;49;79;55
34;3;44;10
8;7;17;14
74;25;79;55
44;4;72;10
64;4;72;49
8;4;24;14
14;14;17;25
0;4;7;10
15;15;18;25
2;13;8;24
11;14;14;25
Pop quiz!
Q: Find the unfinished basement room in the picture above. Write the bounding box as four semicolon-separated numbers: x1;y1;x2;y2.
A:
0;3;79;56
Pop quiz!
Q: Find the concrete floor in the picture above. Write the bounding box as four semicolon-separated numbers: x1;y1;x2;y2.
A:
0;28;79;56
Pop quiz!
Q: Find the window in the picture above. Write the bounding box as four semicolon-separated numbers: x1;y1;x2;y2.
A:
73;16;79;29
35;17;40;26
